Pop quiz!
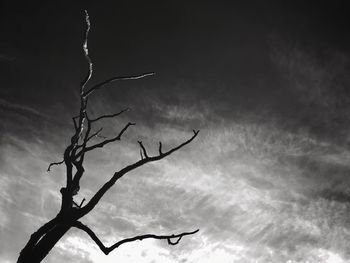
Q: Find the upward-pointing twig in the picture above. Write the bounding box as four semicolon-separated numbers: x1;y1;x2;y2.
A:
137;141;148;158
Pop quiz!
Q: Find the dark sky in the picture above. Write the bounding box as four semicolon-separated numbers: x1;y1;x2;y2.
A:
1;1;349;120
2;1;350;262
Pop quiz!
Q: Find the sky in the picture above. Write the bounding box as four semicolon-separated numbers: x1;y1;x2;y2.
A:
1;1;350;262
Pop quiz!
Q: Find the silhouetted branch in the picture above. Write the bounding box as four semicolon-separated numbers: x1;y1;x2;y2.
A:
73;198;86;208
79;198;86;207
79;130;199;215
47;160;65;172
90;108;130;122
139;149;144;160
96;134;108;139
74;221;199;255
137;141;148;158
86;127;103;142
22;216;60;250
77;122;135;156
158;141;163;155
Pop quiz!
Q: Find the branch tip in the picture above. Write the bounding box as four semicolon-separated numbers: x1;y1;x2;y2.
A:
159;141;163;155
90;108;131;122
47;160;65;172
193;129;200;135
84;72;156;97
74;221;199;254
137;141;148;158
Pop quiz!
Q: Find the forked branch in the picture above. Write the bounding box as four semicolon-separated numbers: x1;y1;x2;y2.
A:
74;221;199;255
79;130;199;215
76;122;136;156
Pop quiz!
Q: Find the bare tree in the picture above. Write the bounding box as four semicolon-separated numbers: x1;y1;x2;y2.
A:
17;11;199;263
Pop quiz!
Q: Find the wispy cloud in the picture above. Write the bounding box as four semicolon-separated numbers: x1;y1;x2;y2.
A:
0;98;44;118
3;99;350;262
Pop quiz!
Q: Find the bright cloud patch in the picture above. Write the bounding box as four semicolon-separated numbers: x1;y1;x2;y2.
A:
2;115;350;262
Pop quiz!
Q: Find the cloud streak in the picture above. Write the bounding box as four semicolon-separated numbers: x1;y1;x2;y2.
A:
4;108;350;262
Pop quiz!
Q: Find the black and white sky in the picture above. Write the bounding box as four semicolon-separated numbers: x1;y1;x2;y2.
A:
1;1;350;262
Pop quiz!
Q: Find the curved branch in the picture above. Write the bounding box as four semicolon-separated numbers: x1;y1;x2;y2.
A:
47;160;64;172
79;130;199;215
74;221;199;255
83;72;155;97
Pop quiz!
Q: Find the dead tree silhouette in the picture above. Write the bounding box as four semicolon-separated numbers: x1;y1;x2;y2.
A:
17;10;199;263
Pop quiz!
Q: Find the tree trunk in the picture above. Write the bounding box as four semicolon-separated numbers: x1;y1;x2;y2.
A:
17;223;71;263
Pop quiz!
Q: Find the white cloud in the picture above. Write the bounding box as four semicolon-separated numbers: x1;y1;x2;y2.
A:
4;114;350;262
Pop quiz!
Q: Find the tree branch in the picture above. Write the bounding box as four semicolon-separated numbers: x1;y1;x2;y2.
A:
137;141;148;159
79;130;199;215
74;221;199;255
86;127;103;142
47;160;65;172
77;122;135;156
21;216;60;251
80;10;93;94
158;141;163;155
73;198;86;208
83;72;155;97
140;149;144;160
90;108;130;123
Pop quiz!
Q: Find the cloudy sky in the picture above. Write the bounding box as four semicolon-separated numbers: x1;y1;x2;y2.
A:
1;1;350;262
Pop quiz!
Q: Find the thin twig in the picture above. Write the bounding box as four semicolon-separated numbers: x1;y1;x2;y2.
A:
158;141;162;155
137;141;148;158
83;72;155;97
47;160;65;172
86;127;103;142
90;108;130;122
77;122;136;156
